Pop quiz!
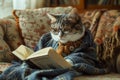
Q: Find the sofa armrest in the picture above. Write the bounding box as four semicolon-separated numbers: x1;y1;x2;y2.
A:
0;18;23;50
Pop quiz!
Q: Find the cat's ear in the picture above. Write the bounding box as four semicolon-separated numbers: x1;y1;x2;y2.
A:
68;8;78;16
68;8;79;23
47;13;57;23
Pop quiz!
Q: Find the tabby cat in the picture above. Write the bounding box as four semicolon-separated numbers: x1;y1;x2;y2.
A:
46;8;109;74
47;8;86;57
47;9;85;44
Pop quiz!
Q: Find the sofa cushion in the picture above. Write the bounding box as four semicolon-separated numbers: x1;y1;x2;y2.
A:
0;26;14;62
0;19;23;51
13;6;73;49
80;10;100;29
80;9;107;38
94;10;120;45
95;10;120;71
74;73;120;80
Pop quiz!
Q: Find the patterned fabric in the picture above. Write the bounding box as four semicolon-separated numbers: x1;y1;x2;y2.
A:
0;30;109;80
0;62;12;73
80;10;99;29
113;16;120;33
75;73;120;80
96;10;120;71
13;6;73;49
56;39;82;56
94;10;120;45
0;25;14;62
80;9;106;38
0;19;23;50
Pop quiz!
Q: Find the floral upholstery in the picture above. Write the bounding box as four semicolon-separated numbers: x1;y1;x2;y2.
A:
13;6;73;49
0;62;12;73
80;9;106;38
79;9;120;72
80;10;100;29
94;10;120;45
94;10;120;71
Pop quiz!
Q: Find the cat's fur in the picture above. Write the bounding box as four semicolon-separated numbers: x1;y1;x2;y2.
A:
47;8;85;44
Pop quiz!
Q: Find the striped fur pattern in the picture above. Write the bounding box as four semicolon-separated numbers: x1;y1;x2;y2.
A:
47;9;85;44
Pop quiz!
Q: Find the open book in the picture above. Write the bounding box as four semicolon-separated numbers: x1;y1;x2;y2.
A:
12;45;72;69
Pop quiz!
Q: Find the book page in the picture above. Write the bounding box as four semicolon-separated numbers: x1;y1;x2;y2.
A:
49;49;72;68
12;45;34;60
26;47;52;59
28;47;72;69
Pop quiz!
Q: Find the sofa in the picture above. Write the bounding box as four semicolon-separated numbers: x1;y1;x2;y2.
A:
0;6;120;79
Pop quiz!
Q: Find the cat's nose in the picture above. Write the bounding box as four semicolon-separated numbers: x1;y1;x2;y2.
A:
58;31;64;38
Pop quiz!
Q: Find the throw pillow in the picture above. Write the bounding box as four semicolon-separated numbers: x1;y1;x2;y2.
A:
80;9;106;38
94;10;120;45
13;6;73;49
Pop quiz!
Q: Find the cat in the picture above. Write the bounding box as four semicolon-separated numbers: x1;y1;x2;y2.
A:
45;8;109;74
47;9;85;44
47;8;86;57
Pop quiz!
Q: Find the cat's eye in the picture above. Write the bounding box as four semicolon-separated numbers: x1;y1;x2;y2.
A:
51;28;59;35
51;30;59;35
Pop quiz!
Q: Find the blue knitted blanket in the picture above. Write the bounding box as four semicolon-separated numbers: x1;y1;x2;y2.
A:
0;31;109;80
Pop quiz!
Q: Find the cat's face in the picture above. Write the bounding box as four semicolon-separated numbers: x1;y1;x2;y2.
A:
47;9;85;43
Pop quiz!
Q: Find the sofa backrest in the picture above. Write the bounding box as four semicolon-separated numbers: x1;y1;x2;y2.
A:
94;10;120;69
13;6;73;49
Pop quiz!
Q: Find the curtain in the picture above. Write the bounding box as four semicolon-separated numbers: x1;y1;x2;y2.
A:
12;0;79;10
0;0;13;18
13;0;26;9
13;0;46;9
